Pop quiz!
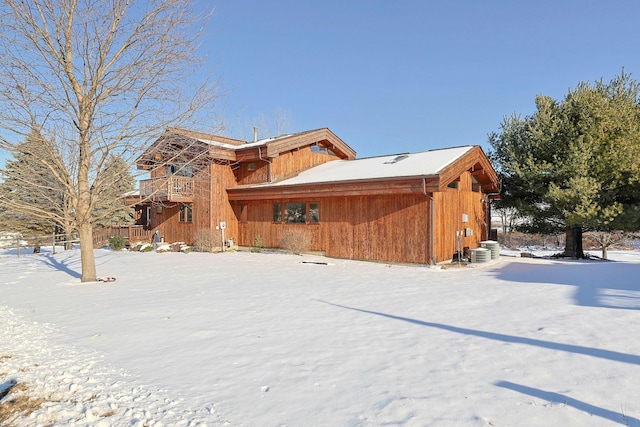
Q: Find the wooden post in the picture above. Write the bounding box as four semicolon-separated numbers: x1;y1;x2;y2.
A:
52;232;56;254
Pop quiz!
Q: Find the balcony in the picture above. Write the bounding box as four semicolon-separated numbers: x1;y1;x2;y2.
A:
139;176;194;202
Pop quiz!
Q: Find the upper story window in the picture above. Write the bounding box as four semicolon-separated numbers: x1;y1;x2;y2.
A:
311;144;336;156
167;163;194;177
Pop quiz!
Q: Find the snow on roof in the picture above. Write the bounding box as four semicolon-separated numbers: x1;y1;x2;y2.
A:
267;145;475;186
196;135;292;150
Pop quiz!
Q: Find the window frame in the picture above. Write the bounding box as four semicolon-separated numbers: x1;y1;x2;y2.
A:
179;205;193;223
272;203;282;223
272;202;320;224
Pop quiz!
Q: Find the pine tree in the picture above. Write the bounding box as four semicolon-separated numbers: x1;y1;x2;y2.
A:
0;130;63;250
489;72;640;258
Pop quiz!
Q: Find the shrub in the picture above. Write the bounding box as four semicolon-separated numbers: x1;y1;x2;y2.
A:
140;244;154;252
281;230;311;254
194;229;218;252
251;235;263;253
108;235;127;251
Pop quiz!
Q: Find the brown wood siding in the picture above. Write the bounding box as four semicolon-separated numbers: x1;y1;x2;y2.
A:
235;161;269;185
432;188;487;262
146;162;239;247
270;146;340;182
204;163;239;246
150;204;194;244
235;145;341;186
236;194;430;264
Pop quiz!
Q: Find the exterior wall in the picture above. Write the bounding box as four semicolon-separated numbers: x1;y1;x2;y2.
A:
143;162;239;247
235;145;341;185
205;162;240;247
235;194;431;264
148;203;193;244
432;182;488;262
270;146;340;182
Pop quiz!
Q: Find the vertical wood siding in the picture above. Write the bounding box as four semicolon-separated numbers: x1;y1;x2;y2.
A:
235;146;340;185
236;194;430;264
150;163;240;246
432;185;487;262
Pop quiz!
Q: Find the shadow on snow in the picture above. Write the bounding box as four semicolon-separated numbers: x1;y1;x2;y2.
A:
319;300;640;424
491;258;640;310
316;300;640;366
496;381;640;426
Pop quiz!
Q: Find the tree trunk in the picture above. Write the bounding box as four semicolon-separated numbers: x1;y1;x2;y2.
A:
78;223;97;282
602;245;608;260
65;228;74;250
564;225;585;259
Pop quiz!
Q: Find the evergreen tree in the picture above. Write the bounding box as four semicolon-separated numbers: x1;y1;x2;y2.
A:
0;130;64;250
92;153;136;229
489;72;640;258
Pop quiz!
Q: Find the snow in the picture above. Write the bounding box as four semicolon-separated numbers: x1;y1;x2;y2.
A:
1;247;640;426
261;146;475;187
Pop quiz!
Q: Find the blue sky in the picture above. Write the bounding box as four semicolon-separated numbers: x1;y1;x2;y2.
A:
203;0;640;158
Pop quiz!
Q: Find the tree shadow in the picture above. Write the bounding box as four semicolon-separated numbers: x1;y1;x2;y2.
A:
492;258;640;310
10;250;114;280
315;300;640;366
36;254;82;279
495;380;640;426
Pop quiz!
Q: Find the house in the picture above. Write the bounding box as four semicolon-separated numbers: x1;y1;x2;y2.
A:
129;127;500;264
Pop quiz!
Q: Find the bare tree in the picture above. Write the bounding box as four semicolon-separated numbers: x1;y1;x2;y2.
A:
232;107;294;141
0;0;219;281
588;231;628;260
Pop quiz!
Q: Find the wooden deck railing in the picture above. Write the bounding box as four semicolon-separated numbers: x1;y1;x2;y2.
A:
93;225;152;248
139;176;193;201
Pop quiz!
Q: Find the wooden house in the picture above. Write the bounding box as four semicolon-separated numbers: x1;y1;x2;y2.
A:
130;127;500;264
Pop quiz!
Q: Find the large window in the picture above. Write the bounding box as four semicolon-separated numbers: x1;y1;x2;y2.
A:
285;202;306;223
179;205;192;223
273;202;320;224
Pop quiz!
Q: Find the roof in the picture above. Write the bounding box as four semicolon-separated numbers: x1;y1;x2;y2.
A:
194;135;292;150
253;146;475;187
227;145;501;199
137;127;356;167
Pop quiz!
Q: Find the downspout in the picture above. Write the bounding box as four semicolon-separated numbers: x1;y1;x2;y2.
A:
423;178;436;265
258;146;272;183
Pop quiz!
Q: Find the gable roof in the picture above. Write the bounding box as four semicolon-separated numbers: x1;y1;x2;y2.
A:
267;146;474;186
137;127;356;168
227;145;500;199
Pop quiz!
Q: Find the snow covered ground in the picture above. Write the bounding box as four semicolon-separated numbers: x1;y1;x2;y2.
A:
1;247;640;426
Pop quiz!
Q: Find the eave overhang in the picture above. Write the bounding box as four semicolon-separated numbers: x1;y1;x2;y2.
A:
227;176;441;200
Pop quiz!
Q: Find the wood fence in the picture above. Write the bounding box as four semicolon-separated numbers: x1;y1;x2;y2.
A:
0;232;79;256
1;227;153;256
92;225;152;247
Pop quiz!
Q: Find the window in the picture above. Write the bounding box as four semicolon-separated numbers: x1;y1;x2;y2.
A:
167;163;193;177
311;144;336;156
273;204;282;222
278;202;320;224
179;205;192;223
285;202;306;223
